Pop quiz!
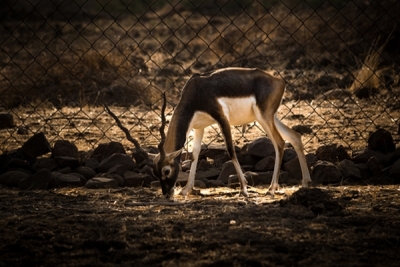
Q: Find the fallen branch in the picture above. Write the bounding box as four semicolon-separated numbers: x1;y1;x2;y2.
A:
103;104;150;163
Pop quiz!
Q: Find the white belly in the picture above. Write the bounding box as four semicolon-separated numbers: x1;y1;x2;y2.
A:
218;96;257;125
188;96;257;130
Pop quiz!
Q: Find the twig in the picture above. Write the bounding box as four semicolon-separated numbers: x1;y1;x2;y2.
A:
103;103;149;162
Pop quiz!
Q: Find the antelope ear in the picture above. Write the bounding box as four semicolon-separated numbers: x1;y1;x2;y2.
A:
166;148;183;161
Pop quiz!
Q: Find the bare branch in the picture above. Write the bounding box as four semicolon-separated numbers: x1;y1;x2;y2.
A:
103;103;149;163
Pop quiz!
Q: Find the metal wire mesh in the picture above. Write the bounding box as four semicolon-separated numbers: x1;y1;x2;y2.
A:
0;0;399;155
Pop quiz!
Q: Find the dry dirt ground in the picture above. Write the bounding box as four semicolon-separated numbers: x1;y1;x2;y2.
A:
1;184;400;267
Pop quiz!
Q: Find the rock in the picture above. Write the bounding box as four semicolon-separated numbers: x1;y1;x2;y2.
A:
85;177;118;189
352;149;391;166
282;156;303;180
306;153;319;167
32;158;58;172
200;144;229;159
0;171;30;187
57;166;72;174
92;142;126;161
312;161;342;185
52;140;79;158
244;137;275;158
366;156;382;176
54;156;80;169
20;132;51;160
196;169;221;180
99;173;124;187
17;126;29;135
74;166;96;180
254;156;275;171
193;180;207;189
84;158;100;170
339;159;362;180
315;144;350;162
52;172;86;187
388;159;400;182
0;113;15;129
292;125;313;135
217;161;239;184
181;160;192;172
106;164;130;177
5;158;31;171
283;149;297;163
368;129;395;154
124;171;154;187
0;150;26;174
198;159;212;170
19;169;54;190
98;153;135;173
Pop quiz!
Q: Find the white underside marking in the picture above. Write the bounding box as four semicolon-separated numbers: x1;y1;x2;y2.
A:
185;96;259;151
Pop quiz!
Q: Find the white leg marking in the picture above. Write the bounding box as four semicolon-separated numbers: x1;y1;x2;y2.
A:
253;109;285;194
274;115;311;187
180;128;204;196
231;157;248;197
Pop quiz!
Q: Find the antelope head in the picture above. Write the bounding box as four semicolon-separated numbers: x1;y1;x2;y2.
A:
153;92;182;198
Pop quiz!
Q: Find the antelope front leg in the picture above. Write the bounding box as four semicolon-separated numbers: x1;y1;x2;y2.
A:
179;128;204;196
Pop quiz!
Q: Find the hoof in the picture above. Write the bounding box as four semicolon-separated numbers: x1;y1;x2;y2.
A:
179;187;192;196
267;184;279;195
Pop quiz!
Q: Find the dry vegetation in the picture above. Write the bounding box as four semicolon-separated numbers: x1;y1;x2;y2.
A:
1;1;400;266
1;0;399;155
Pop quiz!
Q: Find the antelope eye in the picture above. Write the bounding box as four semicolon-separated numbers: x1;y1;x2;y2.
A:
164;169;170;176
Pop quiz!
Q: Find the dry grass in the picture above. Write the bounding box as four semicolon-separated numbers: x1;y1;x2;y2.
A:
350;35;391;93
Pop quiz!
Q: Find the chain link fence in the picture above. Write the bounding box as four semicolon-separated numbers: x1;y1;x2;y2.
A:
0;0;399;155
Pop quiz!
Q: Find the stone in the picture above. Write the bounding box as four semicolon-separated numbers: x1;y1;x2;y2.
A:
85;177;118;189
368;128;395;154
99;173;124;187
57;166;72;174
52;172;86;187
315;144;350;162
352;149;391;166
254;156;275;171
54;156;80;169
0;113;15;129
52;140;79;158
84;158;100;170
388;159;400;182
198;159;212;171
92;142;126;161
5;158;31;171
0;150;25;174
106;164;130;177
181;160;192;172
312;161;342;185
0;171;30;187
292;125;313;135
217;161;239;184
366;156;382;176
98;153;135;173
244;137;275;158
32;158;58;172
17;126;29;135
282;149;297;163
20;132;51;160
124;171;154;187
196;169;221;180
74;166;96;180
339;159;362;180
19;169;54;190
282;156;303;180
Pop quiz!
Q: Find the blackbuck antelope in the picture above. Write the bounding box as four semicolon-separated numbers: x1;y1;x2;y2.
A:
154;67;311;198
